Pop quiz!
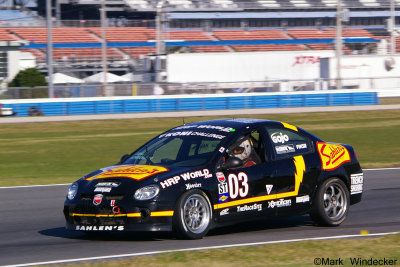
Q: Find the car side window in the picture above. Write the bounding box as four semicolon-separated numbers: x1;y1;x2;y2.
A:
189;139;220;156
152;137;183;163
219;129;266;169
266;127;311;159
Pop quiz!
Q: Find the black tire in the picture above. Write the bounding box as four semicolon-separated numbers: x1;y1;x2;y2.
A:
173;189;212;239
310;178;350;226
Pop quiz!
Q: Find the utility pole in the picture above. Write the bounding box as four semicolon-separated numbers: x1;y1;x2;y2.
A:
55;0;61;27
335;0;343;90
156;0;169;82
46;0;54;98
390;0;396;54
101;0;108;96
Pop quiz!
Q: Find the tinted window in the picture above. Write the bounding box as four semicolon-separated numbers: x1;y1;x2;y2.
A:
124;133;225;167
266;127;311;159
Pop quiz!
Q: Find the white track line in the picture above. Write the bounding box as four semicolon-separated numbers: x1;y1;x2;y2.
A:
1;167;399;190
2;231;399;267
364;167;400;171
0;183;69;189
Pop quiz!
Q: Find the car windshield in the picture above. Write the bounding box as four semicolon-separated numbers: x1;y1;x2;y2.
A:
123;131;226;167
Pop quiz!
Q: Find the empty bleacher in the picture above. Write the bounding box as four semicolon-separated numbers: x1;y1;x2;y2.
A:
287;28;377;51
8;28;100;43
0;26;382;62
212;29;305;51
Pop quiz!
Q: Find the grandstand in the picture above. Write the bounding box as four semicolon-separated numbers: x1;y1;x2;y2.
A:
12;27;387;62
42;0;400;12
0;0;397;94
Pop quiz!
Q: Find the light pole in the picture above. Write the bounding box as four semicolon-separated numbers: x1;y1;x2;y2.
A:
46;0;54;98
335;0;343;90
101;0;108;96
390;0;396;54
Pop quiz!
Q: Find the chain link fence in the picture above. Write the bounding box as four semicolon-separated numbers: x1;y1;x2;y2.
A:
1;77;400;100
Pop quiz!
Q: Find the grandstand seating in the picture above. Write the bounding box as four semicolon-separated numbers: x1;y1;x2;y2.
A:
213;29;305;51
0;29;17;41
8;28;100;43
0;26;384;62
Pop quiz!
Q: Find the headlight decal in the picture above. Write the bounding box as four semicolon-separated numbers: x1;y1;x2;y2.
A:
134;184;160;200
67;183;79;200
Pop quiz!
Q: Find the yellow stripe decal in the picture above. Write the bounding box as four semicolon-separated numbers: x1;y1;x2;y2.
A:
150;211;174;217
126;213;141;217
71;211;174;218
71;213;126;218
282;122;298;132
214;155;305;210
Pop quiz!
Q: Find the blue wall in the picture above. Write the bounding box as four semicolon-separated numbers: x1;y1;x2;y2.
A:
2;91;379;117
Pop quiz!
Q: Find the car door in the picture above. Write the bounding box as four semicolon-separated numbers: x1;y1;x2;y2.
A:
263;126;319;216
215;128;276;222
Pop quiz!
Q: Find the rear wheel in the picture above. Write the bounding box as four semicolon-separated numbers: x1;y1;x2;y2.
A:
310;178;349;226
173;189;212;239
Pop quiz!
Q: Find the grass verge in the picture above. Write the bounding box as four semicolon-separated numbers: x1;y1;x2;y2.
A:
0;109;399;187
57;234;400;267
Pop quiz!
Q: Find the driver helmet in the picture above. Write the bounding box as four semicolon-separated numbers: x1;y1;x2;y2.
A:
231;136;252;161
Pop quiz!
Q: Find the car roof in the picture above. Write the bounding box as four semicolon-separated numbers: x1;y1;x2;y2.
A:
187;118;281;129
170;118;286;134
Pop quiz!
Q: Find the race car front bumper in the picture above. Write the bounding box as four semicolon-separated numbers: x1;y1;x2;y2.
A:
63;202;175;232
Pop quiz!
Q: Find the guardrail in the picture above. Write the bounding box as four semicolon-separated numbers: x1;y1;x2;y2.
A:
0;90;378;117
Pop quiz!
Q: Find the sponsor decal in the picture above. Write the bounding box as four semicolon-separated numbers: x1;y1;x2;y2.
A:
75;225;124;231
317;142;351;171
292;55;321;67
227;118;264;124
159;131;226;140
160;169;212;189
218;193;229;203
271;132;289;144
87;165;169;181
95;182;120;187
216;172;226;183
296;143;307;150
110;200;116;207
94;187;112;193
220;208;230;216
218;182;228;194
219;147;226;153
237;203;262;212
296;195;310;203
268;199;292;208
175;124;235;133
185;183;202;190
350;173;363;195
275;144;295;154
266;185;273;195
93;194;103;206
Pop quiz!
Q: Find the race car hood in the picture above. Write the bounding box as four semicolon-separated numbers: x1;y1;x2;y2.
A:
77;164;211;193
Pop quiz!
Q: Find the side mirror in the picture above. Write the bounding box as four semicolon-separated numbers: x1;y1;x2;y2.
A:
220;157;243;170
118;154;130;164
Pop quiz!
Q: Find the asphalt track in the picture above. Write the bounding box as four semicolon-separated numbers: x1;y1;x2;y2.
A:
0;169;399;266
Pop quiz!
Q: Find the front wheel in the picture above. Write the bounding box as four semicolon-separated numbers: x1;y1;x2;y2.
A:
310;178;350;226
173;189;212;239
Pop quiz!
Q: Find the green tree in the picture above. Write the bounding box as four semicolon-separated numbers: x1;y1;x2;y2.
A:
8;68;48;98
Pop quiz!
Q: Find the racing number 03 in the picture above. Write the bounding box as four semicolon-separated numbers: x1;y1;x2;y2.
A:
228;172;249;199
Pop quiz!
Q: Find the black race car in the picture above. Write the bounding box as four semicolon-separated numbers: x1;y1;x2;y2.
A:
64;119;363;239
